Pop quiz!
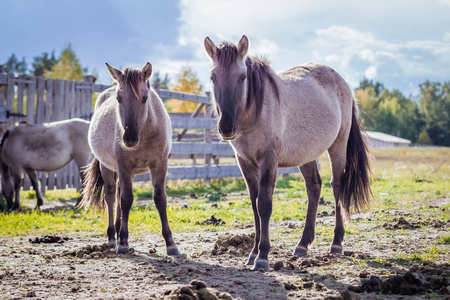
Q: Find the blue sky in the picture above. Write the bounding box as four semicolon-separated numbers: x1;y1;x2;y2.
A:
1;0;450;96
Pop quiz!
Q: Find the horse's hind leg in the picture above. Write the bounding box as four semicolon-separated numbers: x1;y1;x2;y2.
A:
100;164;117;249
237;157;260;265
74;153;92;207
10;167;22;210
151;163;180;255
294;160;322;257
328;143;347;254
24;168;44;209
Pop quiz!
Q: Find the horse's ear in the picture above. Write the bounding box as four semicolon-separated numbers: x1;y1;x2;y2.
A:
142;62;152;82
238;35;249;57
204;37;218;59
105;63;123;82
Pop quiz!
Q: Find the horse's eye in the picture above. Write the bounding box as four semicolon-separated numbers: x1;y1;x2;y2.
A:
239;74;246;82
142;95;148;103
117;96;122;103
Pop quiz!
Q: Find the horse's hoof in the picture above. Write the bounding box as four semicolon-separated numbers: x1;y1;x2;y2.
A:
108;241;117;250
116;245;129;254
167;246;181;256
251;259;269;271
246;255;257;265
293;246;308;257
330;245;343;254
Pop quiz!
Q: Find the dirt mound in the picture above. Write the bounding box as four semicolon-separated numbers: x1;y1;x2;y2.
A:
29;235;70;244
163;280;239;300
349;263;450;296
211;233;254;256
383;216;449;230
60;243;126;259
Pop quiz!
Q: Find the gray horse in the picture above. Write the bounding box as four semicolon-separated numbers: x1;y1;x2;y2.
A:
204;35;372;271
0;119;91;210
80;63;179;255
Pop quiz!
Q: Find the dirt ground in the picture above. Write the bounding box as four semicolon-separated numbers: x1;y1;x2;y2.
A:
1;197;449;300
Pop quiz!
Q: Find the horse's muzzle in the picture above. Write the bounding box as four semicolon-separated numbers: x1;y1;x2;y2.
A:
123;130;140;148
218;123;236;140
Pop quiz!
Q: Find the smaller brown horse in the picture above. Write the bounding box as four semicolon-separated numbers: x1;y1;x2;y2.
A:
205;35;372;271
80;63;179;255
0;119;91;210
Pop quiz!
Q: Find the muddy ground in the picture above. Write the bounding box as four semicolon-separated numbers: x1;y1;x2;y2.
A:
1;197;449;300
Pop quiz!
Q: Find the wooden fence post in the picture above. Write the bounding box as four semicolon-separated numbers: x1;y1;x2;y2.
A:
204;92;212;182
6;73;15;127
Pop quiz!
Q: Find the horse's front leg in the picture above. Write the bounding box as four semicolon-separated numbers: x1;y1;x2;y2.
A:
237;157;260;265
294;160;322;256
253;157;278;271
116;169;134;254
100;164;117;249
151;163;180;255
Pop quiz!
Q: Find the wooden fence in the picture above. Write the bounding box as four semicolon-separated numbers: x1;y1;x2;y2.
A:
0;72;298;192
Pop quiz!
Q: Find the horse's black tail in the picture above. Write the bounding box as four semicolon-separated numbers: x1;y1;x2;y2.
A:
340;103;373;220
79;157;104;212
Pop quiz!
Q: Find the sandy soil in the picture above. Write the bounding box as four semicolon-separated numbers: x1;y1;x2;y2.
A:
1;198;449;300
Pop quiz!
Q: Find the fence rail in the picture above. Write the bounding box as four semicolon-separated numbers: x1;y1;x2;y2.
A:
0;72;298;192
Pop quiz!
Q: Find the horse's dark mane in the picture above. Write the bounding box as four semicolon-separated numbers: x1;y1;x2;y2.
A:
0;130;9;150
215;42;279;118
245;56;280;117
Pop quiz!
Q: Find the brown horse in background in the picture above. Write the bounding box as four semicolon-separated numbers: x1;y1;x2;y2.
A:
204;35;372;271
80;63;179;255
0;119;91;210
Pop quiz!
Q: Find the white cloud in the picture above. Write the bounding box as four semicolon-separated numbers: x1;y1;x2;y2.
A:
364;66;377;79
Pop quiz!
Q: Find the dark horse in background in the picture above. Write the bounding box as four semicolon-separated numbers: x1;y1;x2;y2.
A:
0;119;91;211
204;35;372;271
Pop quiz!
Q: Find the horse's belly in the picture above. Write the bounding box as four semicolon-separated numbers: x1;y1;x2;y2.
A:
278;126;340;167
23;151;72;171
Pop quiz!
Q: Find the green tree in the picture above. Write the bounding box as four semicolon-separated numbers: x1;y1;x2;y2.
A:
3;54;28;74
44;44;85;81
417;81;450;146
32;51;57;77
416;128;432;145
355;80;421;142
152;71;171;103
165;66;203;112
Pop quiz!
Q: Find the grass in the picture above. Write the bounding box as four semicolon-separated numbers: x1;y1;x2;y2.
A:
0;147;448;243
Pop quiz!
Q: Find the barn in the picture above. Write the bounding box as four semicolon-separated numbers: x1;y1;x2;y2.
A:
365;131;412;148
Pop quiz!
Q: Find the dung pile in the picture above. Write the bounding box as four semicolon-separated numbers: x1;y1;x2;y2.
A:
196;215;226;226
163;280;238;300
29;235;70;244
61;243;120;259
349;264;450;296
211;233;254;256
383;217;449;230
